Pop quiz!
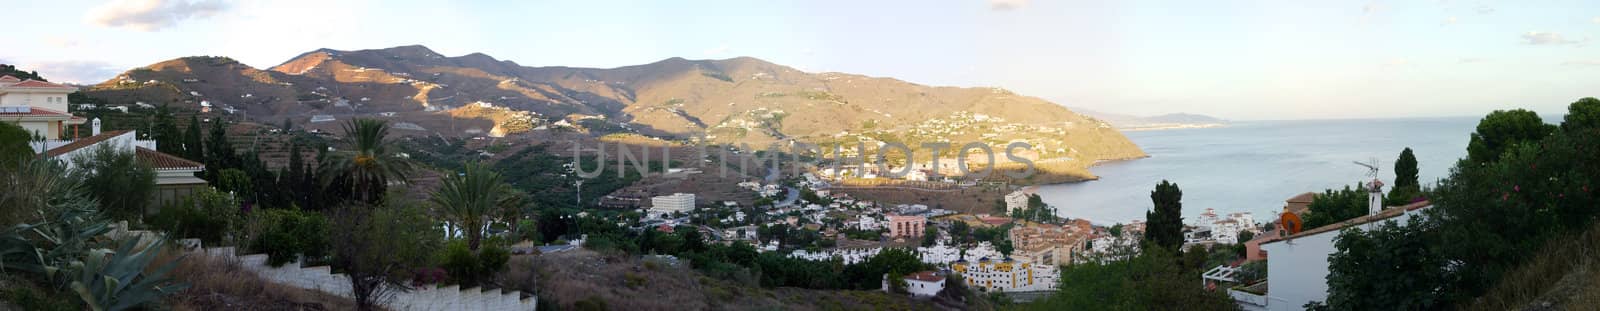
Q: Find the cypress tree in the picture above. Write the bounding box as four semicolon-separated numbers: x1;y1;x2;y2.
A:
183;114;204;161
1143;180;1185;252
152;105;181;154
1387;147;1421;205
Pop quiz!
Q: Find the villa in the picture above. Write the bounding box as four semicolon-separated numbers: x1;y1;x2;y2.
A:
0;75;85;139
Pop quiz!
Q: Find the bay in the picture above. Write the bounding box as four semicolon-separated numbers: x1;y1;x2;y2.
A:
1040;117;1480;225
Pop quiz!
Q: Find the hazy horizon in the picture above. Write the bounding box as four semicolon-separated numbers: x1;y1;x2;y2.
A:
6;0;1598;120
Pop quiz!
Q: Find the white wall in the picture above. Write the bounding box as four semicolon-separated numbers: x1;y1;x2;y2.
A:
906;279;943;297
0;91;72;112
1259;209;1426;311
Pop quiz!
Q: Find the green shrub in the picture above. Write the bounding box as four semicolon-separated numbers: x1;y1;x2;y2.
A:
251;209;330;267
438;240;512;287
148;188;239;244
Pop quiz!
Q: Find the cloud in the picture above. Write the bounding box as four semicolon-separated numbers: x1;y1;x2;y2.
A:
85;0;228;31
18;61;124;84
703;44;731;56
44;37;81;48
1458;58;1488;64
990;0;1028;11
1563;60;1600;67
1362;3;1384;14
1521;32;1583;45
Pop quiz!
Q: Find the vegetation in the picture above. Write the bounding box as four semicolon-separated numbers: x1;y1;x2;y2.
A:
432;161;516;250
71;144;156;223
0;121;35;168
1143;180;1184;252
328;200;442;310
1021;248;1236;310
1465;109;1555;163
0;64;47;81
1386;147;1423;206
147;188;240;244
1317;98;1600;309
1309;217;1450;310
251;208;331;267
1300;184;1368;229
0;158;186;311
318;118;412;204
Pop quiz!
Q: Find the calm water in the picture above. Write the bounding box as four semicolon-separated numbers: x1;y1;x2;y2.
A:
1040;117;1479;224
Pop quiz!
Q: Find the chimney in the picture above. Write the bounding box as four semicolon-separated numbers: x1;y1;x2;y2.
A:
92;118;101;136
1367;179;1385;215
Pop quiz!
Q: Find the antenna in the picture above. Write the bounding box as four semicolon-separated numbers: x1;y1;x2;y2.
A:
1351;157;1380;180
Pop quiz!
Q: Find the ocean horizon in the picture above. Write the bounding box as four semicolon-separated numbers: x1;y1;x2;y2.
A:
1040;116;1483;225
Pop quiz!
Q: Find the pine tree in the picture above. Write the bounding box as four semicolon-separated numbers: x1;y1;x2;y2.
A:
1143;180;1185;252
183;114;204;161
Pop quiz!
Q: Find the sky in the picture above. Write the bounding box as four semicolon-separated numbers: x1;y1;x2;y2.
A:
5;0;1599;120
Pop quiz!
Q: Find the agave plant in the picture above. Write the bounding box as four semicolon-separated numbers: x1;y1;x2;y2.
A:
69;237;188;311
0;159;110;282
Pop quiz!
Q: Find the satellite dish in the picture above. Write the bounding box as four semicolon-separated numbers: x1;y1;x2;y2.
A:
1280;212;1304;235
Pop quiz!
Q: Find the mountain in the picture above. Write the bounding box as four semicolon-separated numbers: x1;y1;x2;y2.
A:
1073;108;1228;130
85;45;1144;169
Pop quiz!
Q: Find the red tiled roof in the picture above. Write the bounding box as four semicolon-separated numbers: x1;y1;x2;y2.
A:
44;130;131;157
1261;200;1432;245
0;106;73;116
904;271;945;282
136;147;203;170
8;79;73;88
0;75;19;82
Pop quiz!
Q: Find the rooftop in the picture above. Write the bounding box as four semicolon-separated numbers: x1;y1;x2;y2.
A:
136;147;204;171
44;130;132;157
1261;200;1432;245
904;270;945;282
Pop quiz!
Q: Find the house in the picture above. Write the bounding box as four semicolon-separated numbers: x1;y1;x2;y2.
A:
40;127;206;211
886;215;926;239
0;75;85;139
884;271;945;297
1231;182;1431;311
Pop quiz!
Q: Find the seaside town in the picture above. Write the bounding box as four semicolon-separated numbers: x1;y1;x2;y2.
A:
7;2;1600;309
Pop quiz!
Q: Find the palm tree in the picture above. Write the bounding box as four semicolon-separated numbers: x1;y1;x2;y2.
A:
320;118;412;204
431;162;514;250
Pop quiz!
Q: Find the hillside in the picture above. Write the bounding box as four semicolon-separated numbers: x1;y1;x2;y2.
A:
84;45;1144;176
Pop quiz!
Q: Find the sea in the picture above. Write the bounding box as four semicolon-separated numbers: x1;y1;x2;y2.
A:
1039;117;1481;225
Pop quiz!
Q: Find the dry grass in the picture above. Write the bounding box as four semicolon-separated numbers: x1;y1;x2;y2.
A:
512;249;946;311
1468;222;1600;311
153;248;360;311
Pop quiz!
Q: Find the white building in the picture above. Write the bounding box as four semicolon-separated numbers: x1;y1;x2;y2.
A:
1236;181;1430;311
1004;187;1037;213
952;258;1058;292
0;75;84;139
648;193;695;219
884;271;946;297
36;127;207;212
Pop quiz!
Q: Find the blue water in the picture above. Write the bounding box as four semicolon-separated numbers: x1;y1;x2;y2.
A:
1040;117;1479;224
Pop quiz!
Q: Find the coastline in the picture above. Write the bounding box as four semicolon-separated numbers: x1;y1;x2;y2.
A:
1117;123;1228;132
